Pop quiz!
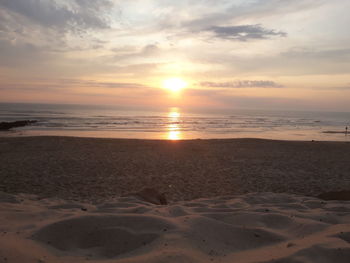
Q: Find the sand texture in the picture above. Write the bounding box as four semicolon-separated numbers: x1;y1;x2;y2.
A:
0;137;350;202
1;137;350;262
0;191;349;263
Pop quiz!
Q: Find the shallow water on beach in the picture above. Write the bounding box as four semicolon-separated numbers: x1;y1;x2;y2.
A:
0;103;349;141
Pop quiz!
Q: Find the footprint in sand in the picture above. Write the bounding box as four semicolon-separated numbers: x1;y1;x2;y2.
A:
32;215;175;259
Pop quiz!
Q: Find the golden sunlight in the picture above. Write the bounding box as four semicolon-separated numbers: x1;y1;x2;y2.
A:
168;130;181;140
167;108;182;140
163;78;188;93
168;111;180;118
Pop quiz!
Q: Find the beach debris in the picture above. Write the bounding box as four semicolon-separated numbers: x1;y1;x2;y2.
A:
125;187;168;205
0;120;37;131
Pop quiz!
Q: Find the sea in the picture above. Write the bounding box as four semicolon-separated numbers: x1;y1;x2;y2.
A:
0;103;349;141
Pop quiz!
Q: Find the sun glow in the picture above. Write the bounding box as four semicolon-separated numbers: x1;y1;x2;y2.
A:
168;111;180;118
167;108;182;140
168;130;181;140
163;78;188;93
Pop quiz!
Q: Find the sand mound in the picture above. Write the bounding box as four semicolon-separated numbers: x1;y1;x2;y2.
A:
0;192;349;263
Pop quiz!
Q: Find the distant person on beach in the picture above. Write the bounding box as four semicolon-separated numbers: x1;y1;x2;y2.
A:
346;126;348;135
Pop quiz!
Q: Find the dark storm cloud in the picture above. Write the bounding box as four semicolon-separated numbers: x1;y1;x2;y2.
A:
200;80;283;88
0;0;113;31
205;24;286;41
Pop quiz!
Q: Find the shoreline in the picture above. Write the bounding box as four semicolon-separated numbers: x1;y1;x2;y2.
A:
1;136;349;202
1;122;350;141
1;130;350;142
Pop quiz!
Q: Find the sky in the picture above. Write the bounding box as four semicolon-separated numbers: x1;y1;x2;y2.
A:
0;0;350;111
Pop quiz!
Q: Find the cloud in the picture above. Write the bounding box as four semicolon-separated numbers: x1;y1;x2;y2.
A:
0;40;52;67
205;24;286;41
65;79;151;90
333;86;350;90
189;45;350;76
181;0;325;31
310;86;350;91
111;44;161;62
0;0;113;31
0;78;153;92
282;48;350;61
200;80;283;88
0;0;117;61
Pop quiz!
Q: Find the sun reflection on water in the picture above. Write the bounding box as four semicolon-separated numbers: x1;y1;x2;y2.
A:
167;108;182;140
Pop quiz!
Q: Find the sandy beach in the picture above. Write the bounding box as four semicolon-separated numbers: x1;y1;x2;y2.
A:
0;136;349;202
0;136;349;262
1;191;350;263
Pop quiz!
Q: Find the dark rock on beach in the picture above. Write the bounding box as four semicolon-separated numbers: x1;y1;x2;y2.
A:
0;120;37;131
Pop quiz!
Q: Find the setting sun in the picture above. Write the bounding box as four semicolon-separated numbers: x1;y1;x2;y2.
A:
163;78;188;93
